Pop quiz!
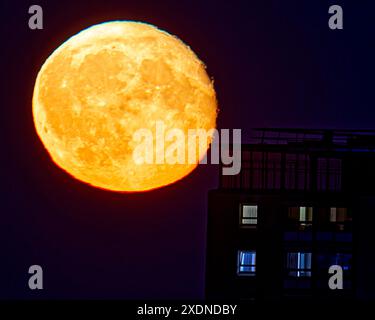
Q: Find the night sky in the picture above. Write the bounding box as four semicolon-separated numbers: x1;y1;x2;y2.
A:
2;0;375;299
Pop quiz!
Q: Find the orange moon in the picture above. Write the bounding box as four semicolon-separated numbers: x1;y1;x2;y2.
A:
32;21;217;192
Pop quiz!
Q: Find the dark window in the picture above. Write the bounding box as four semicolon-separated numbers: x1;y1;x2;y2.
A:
317;158;342;191
250;151;281;190
223;151;282;190
251;152;263;189
284;231;312;241
317;253;352;272
240;150;252;189
266;152;281;189
316;253;352;288
285;154;310;190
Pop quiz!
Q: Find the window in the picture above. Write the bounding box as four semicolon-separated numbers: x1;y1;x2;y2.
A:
266;152;282;189
330;207;350;222
251;152;263;189
317;253;352;272
248;152;282;190
316;252;352;288
317;158;342;191
330;207;351;231
299;207;313;224
286;252;312;277
331;253;352;271
285;154;310;190
287;206;313;230
237;250;256;276
222;151;281;190
240;205;258;225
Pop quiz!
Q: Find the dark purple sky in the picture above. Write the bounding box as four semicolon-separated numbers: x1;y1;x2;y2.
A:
2;0;375;299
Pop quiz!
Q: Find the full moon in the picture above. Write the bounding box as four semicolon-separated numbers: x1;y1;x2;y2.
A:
33;21;217;192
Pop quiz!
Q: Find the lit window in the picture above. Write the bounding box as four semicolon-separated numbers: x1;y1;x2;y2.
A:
330;207;351;231
330;207;337;222
237;250;256;276
299;207;313;225
286;252;312;277
288;206;313;230
240;205;258;225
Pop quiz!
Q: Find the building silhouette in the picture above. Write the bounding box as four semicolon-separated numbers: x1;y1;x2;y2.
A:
206;128;375;301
